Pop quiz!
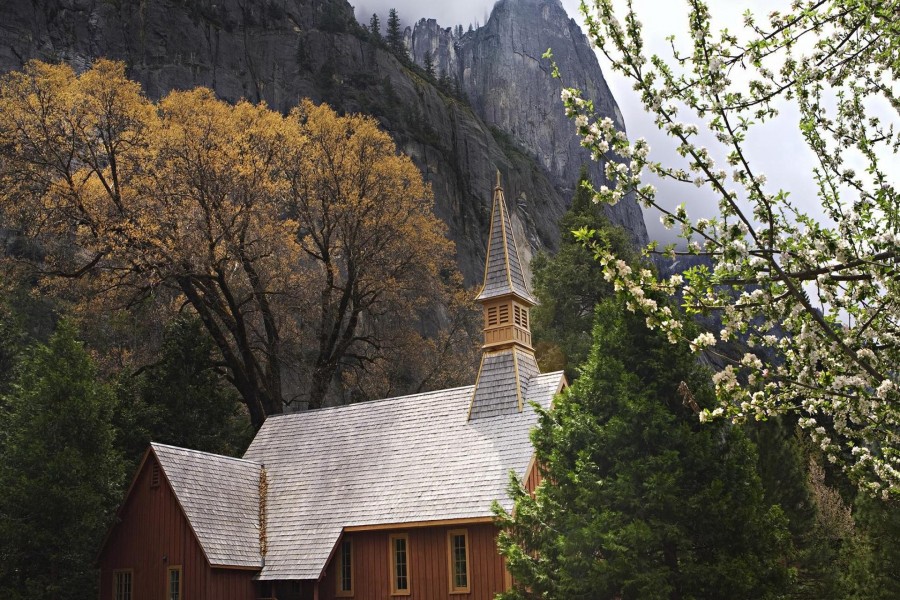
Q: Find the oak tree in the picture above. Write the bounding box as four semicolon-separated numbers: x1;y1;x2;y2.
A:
0;60;471;428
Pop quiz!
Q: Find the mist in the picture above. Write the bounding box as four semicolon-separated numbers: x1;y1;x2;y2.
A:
351;0;495;31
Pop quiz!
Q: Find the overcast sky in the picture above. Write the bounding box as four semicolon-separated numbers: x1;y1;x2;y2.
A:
351;0;824;244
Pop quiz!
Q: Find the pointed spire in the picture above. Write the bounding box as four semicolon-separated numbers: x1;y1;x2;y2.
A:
469;174;542;420
476;175;535;305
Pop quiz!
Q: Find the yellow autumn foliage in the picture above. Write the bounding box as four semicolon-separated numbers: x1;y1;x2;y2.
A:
0;60;476;428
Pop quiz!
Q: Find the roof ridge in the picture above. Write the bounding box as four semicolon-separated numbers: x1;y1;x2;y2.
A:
264;382;478;420
151;442;262;466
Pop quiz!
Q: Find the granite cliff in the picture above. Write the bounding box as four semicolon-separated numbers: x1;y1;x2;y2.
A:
0;0;648;285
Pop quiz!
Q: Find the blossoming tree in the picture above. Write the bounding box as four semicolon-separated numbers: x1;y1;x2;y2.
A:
550;0;899;494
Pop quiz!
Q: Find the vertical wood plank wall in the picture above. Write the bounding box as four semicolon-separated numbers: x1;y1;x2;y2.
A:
523;461;543;494
98;453;258;600
319;524;508;600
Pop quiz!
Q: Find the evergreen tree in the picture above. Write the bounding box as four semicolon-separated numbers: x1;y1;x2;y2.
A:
117;316;253;467
0;298;25;396
530;167;635;381
369;13;381;42
495;300;793;600
837;494;900;599
423;50;435;79
386;8;405;57
455;24;464;38
438;71;452;92
0;322;124;599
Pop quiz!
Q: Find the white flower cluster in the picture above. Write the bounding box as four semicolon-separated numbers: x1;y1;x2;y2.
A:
564;0;900;495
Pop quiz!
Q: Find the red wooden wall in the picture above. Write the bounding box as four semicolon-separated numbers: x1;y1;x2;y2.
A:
318;523;509;600
98;452;258;600
523;460;542;494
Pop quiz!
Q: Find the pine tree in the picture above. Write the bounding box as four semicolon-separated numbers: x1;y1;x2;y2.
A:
386;8;405;57
495;300;793;600
116;316;253;467
0;297;25;397
530;167;635;381
0;321;124;599
423;50;435;79
369;13;381;42
836;494;900;599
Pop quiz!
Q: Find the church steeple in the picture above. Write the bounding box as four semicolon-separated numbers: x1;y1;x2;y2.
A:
476;172;536;352
468;174;541;420
477;171;536;307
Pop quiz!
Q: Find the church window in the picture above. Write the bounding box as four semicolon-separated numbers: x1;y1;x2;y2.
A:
448;530;470;593
113;570;132;600
337;538;353;596
167;566;182;600
390;534;410;595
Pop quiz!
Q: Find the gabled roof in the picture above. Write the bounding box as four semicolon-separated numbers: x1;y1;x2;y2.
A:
242;371;565;581
151;443;263;568
476;179;536;304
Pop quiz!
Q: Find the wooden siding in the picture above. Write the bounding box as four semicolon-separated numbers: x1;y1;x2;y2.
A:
523;459;542;494
98;453;258;600
319;524;508;600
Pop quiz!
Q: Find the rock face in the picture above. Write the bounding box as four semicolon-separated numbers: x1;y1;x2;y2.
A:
0;0;648;285
408;0;647;249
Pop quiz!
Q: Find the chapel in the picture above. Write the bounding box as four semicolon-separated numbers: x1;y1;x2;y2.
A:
98;176;566;600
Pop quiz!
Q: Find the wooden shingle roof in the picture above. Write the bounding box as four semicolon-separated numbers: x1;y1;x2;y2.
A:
242;371;564;580
151;443;263;568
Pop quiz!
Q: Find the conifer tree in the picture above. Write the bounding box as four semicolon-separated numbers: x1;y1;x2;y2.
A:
369;13;381;42
386;8;405;57
116;316;253;467
531;167;634;381
495;299;793;599
834;492;900;599
423;50;435;79
0;321;124;599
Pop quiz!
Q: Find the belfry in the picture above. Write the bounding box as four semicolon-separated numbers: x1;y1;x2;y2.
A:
468;172;542;420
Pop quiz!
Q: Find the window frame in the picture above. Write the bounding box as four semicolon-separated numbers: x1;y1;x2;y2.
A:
166;565;182;600
113;569;133;600
448;529;471;594
389;533;411;596
336;537;354;597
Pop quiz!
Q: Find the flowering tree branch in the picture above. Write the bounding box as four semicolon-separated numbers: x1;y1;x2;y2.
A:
549;0;900;495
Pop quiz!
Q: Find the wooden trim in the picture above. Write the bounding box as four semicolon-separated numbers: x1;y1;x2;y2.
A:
447;529;471;594
389;533;411;596
344;517;494;532
498;188;515;293
112;568;133;600
512;347;523;412
335;537;354;597
467;353;487;421
523;455;538;489
166;565;182;600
